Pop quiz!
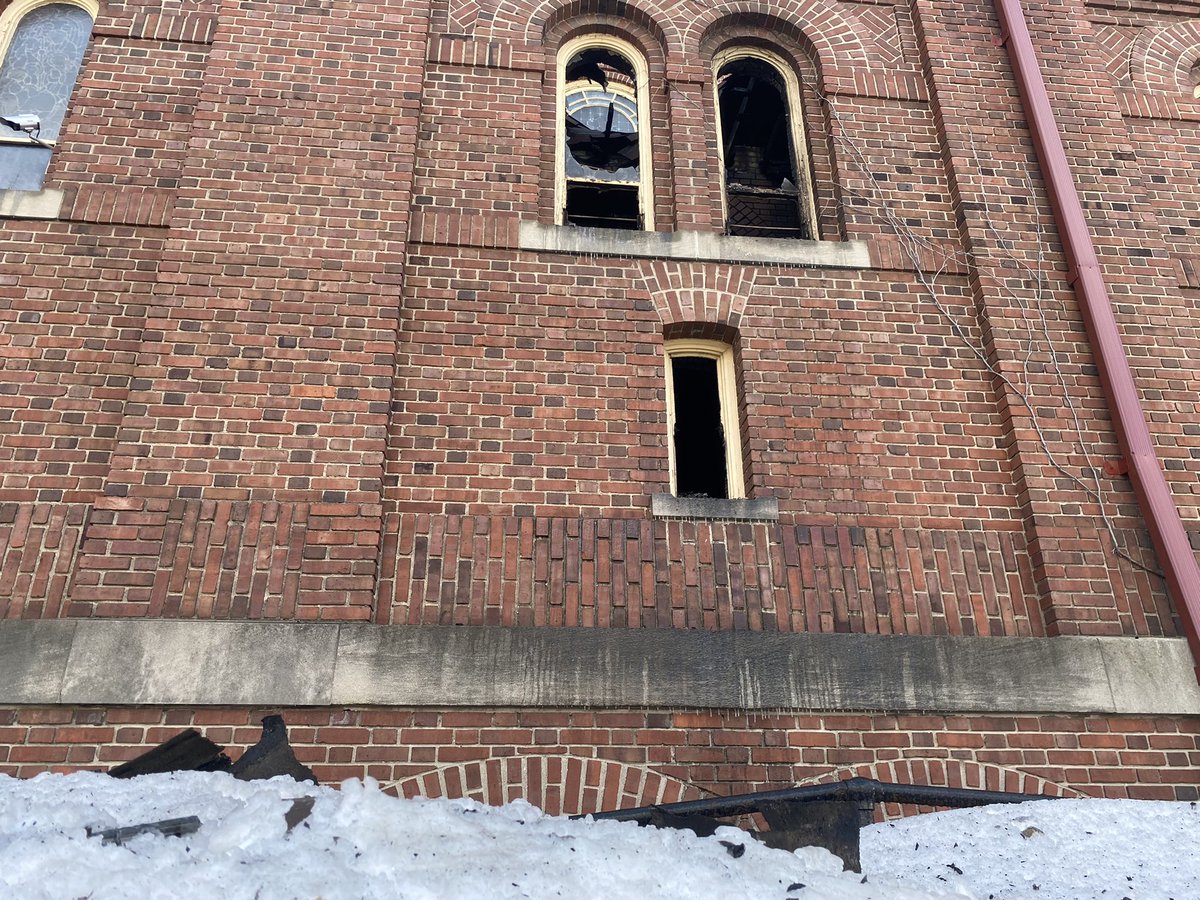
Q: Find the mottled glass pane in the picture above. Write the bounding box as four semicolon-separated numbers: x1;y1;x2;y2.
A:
0;4;93;141
0;143;53;190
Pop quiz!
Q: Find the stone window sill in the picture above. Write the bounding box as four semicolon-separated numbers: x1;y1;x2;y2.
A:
0;189;65;220
518;221;868;268
651;494;779;522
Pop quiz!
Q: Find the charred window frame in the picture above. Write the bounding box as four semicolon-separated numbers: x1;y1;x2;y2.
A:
0;0;96;192
556;35;653;231
713;47;817;240
664;339;745;500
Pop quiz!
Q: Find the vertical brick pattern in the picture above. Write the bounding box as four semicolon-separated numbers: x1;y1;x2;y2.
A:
2;708;1197;809
378;513;1059;636
0;504;89;619
68;500;377;620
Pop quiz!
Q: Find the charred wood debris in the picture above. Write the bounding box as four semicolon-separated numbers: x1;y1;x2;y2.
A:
88;714;317;846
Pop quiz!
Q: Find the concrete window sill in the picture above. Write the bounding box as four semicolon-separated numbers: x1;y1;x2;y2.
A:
0;188;65;219
518;221;868;269
651;494;779;522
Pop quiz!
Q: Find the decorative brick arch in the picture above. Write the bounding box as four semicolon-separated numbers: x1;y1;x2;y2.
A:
1133;20;1200;95
636;259;757;329
391;754;705;816
802;758;1085;805
485;0;683;56
685;0;876;75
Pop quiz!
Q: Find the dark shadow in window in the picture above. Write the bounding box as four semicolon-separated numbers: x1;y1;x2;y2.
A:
672;356;728;499
717;57;808;239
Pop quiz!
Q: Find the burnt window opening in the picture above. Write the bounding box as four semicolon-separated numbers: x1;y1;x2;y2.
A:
665;340;745;500
561;43;648;230
671;356;728;499
716;55;814;240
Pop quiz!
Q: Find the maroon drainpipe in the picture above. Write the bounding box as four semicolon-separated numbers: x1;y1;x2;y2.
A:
992;0;1200;680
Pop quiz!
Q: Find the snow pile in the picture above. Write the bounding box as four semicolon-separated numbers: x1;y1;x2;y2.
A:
862;796;1200;899
0;771;948;900
2;770;1199;899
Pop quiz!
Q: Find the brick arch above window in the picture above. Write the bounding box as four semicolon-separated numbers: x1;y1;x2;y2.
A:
685;0;876;78
1132;19;1200;97
487;0;682;57
635;259;757;330
391;755;705;816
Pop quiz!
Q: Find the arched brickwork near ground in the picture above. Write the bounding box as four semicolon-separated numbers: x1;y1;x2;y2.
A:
390;755;705;816
804;758;1082;797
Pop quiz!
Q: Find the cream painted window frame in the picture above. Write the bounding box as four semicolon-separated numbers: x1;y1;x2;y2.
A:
0;0;98;150
555;34;654;230
711;46;818;240
663;339;745;499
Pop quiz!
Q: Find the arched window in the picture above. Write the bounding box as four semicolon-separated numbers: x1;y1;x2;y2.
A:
713;47;817;240
664;339;745;499
557;35;653;230
0;0;95;191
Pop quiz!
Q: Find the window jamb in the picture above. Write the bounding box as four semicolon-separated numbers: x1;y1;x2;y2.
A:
555;33;654;230
663;338;745;499
711;45;818;240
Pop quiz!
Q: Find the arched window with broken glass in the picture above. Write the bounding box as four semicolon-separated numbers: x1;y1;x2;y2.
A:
0;0;95;192
714;48;817;240
557;37;652;230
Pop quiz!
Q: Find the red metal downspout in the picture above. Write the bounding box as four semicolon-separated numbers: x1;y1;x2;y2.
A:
992;0;1200;680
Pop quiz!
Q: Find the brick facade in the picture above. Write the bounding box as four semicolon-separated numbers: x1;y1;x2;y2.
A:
3;706;1198;809
2;0;1200;810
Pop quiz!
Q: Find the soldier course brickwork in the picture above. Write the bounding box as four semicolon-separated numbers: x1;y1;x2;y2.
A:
3;0;1200;807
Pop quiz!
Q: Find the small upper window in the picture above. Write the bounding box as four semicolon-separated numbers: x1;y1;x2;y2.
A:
664;339;745;499
0;0;94;192
714;48;817;240
557;36;653;230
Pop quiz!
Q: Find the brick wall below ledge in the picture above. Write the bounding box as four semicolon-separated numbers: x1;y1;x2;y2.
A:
2;707;1197;813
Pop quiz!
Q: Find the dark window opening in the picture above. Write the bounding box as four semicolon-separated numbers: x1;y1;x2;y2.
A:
672;356;728;499
717;57;809;240
565;183;640;229
563;46;643;230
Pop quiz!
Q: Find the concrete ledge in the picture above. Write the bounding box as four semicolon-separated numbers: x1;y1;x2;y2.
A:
0;188;64;219
4;621;1199;715
651;495;779;521
518;221;871;268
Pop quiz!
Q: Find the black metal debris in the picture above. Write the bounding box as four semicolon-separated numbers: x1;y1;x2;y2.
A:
108;715;316;784
583;776;1059;872
108;730;231;779
86;816;202;846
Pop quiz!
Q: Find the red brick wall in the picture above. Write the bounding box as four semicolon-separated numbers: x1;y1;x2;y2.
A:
2;0;1197;631
2;706;1196;813
3;0;1200;794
